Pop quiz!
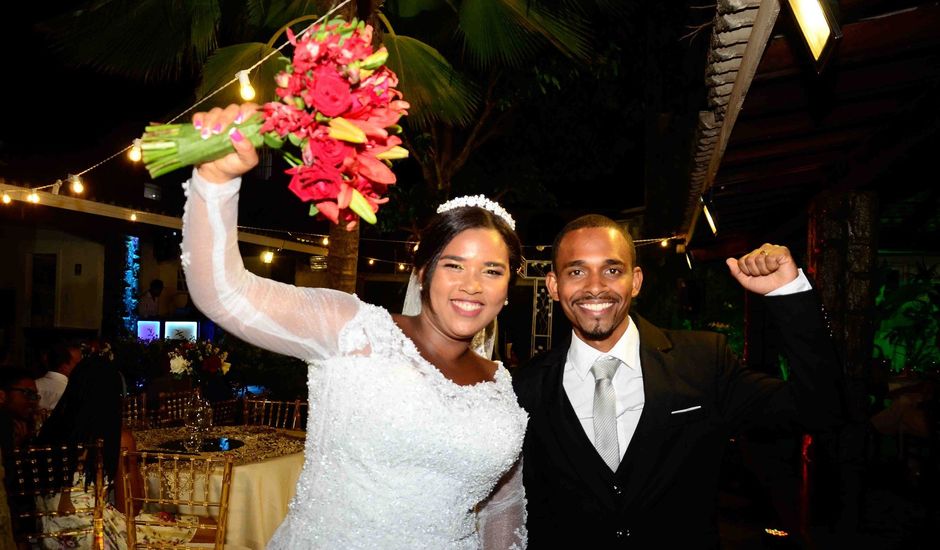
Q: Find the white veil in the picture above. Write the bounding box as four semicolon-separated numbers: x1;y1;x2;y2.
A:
402;271;498;360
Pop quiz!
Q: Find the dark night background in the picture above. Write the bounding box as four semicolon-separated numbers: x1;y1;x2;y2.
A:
0;3;710;251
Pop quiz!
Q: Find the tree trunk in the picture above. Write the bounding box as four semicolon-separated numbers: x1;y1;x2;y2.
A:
322;0;382;293
806;189;878;536
327;223;360;293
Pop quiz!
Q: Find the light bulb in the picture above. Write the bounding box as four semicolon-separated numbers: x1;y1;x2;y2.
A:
703;204;717;235
368;259;375;266
27;192;40;204
660;239;669;248
70;176;84;194
398;263;406;271
130;213;138;222
128;141;142;162
238;71;256;101
1;193;11;204
261;250;274;264
322;237;329;246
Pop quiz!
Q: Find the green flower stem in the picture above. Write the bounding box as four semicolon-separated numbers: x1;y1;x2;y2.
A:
140;114;267;179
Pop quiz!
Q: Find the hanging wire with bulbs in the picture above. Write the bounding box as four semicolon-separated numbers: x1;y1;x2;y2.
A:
0;0;352;207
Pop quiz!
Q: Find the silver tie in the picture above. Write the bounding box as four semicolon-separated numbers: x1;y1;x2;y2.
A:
591;356;621;471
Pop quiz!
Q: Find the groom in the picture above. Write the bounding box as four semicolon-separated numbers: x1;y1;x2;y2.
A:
512;215;843;548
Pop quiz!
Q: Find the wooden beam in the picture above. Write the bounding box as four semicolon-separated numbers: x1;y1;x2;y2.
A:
687;0;782;246
0;182;328;256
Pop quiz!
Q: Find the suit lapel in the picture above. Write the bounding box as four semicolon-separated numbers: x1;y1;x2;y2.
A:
616;315;676;502
534;345;618;508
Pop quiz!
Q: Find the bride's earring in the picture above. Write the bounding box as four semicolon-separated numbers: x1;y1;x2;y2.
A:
504;298;509;306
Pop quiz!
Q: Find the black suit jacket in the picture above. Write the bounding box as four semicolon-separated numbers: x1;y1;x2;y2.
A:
512;291;843;549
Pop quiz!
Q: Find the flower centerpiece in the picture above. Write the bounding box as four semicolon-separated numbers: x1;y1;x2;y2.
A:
139;17;409;230
167;339;232;388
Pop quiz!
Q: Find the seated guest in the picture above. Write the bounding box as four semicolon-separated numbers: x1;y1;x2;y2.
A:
35;355;197;549
0;368;39;542
35;342;81;412
35;355;136;548
0;368;39;459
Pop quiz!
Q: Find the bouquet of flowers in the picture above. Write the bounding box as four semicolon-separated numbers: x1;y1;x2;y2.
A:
140;17;409;230
167;339;231;383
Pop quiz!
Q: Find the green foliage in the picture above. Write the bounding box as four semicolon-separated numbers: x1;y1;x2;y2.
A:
197;42;284;101
873;262;940;373
383;33;480;127
41;0;222;80
457;0;590;67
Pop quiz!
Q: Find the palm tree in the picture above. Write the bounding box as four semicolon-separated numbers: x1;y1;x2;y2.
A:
40;0;600;291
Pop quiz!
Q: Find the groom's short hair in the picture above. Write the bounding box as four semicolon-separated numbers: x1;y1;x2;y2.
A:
551;215;636;269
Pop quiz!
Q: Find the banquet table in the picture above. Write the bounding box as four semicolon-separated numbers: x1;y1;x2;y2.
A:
133;425;306;549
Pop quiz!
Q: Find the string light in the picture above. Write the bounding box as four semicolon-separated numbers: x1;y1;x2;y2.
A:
27;191;40;204
130;213;138;222
660;238;669;247
261;250;275;264
30;0;352;195
321;236;329;246
70;175;84;194
128;140;142;162
238;70;256;101
398;263;406;271
1;193;11;205
368;259;375;266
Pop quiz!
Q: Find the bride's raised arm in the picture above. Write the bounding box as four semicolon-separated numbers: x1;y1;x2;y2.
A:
182;167;359;362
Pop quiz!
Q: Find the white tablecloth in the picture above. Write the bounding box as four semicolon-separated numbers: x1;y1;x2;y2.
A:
135;426;305;549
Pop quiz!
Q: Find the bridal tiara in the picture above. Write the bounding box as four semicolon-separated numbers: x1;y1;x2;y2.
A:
436;195;516;230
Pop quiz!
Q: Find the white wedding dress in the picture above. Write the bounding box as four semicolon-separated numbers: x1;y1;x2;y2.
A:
181;171;528;549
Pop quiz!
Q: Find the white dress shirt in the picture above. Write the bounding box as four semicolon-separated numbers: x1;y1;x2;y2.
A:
562;269;812;459
35;371;69;411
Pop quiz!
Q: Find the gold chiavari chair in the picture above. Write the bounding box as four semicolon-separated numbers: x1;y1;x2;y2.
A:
210;399;240;427
121;451;234;550
122;394;150;429
242;398;307;431
156;390;199;427
9;439;105;549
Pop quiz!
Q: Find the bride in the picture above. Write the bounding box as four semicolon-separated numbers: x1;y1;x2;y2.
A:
182;103;527;549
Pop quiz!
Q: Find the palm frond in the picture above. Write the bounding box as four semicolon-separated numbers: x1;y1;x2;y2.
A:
457;0;540;67
393;0;450;18
191;0;223;62
38;0;222;81
384;34;480;127
260;0;327;31
197;43;284;103
457;0;591;67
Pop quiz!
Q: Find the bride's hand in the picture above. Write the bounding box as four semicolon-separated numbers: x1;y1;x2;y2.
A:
194;103;260;184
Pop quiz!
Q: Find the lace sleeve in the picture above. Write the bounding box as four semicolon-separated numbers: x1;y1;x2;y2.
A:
181;170;359;361
477;459;526;550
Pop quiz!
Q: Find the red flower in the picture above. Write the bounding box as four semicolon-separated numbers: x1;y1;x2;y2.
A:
304;131;354;168
306;66;352;117
287;165;344;202
356;153;397;185
260;103;315;138
202;355;222;374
